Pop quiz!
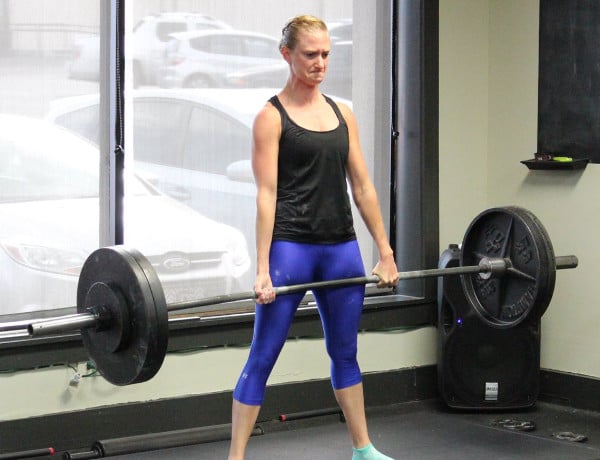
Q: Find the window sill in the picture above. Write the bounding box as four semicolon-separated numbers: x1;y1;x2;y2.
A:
0;294;436;372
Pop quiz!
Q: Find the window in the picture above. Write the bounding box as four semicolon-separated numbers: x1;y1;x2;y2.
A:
183;108;252;173
206;35;243;55
0;0;101;317
0;1;439;364
0;119;99;201
126;2;370;313
243;36;281;59
133;99;188;166
49;103;101;145
155;22;187;42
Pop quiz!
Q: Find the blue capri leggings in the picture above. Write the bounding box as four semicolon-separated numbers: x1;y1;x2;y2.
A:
233;240;366;406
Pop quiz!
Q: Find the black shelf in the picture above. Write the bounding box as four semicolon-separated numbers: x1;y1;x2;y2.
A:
521;158;589;170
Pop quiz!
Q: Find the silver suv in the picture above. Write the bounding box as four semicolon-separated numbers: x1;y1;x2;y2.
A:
158;29;281;88
133;12;232;86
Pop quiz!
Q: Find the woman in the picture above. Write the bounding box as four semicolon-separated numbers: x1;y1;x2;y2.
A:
229;15;399;460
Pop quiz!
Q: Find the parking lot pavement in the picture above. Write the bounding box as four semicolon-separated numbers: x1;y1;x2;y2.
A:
0;54;98;117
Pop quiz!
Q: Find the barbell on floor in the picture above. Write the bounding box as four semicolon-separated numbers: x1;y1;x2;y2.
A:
1;206;579;386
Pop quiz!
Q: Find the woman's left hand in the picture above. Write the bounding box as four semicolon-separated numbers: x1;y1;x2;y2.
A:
372;255;400;288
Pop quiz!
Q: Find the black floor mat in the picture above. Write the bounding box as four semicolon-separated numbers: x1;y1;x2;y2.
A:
107;401;600;459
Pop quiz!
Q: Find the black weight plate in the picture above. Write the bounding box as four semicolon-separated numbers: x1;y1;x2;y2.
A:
126;246;170;373
509;206;556;319
77;247;169;385
460;206;556;328
83;281;131;354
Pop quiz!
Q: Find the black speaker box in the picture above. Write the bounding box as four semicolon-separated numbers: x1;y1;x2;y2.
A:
437;244;541;410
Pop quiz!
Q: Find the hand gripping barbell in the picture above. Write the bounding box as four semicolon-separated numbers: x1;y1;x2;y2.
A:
3;206;578;386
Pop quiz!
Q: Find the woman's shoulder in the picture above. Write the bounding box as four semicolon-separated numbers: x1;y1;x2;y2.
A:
253;99;283;139
325;96;355;129
255;98;282;123
328;97;351;116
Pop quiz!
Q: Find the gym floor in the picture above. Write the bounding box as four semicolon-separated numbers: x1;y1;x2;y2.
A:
81;399;600;459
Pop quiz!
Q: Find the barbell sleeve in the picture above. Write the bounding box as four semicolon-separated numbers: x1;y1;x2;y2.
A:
28;312;97;337
555;255;578;270
0;313;89;334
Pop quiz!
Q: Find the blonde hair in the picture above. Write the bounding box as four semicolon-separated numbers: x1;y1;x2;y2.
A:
279;15;328;51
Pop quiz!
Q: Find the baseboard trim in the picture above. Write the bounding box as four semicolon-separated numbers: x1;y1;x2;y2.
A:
0;365;437;454
539;369;600;412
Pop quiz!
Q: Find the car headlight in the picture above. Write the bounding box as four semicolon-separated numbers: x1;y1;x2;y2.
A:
2;242;86;276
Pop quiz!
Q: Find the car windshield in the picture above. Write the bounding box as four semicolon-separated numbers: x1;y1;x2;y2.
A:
0;119;151;203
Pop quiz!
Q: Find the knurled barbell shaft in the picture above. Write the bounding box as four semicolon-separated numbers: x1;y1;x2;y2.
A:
166;263;486;313
166;254;578;312
25;254;578;338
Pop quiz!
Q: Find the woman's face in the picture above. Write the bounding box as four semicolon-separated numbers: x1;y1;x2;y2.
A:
284;29;331;87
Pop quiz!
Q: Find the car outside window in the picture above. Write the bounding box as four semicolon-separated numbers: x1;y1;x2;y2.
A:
183;107;251;174
156;22;187;42
243;37;281;59
0;126;98;202
203;36;244;56
192;21;225;31
52;105;100;145
133;100;188;167
164;38;181;56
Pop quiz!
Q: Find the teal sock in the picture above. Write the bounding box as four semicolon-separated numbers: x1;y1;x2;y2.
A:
351;443;394;460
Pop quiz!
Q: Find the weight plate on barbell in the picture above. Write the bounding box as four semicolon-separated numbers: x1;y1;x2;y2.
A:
460;206;556;328
510;206;557;319
77;247;169;385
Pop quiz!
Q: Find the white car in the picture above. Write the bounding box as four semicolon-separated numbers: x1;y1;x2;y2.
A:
132;12;232;86
67;34;99;81
158;30;281;88
0;114;250;316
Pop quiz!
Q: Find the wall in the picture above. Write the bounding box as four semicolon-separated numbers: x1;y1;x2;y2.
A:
439;0;600;378
438;0;489;232
486;0;599;377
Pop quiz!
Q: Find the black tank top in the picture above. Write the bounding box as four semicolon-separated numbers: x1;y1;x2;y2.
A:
269;95;356;244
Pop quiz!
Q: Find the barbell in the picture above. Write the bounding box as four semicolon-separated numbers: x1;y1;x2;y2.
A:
2;206;578;386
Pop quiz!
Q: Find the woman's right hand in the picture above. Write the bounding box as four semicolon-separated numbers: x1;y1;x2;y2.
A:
254;272;276;304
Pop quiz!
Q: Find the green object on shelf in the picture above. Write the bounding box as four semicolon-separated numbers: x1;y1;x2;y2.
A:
553;156;573;162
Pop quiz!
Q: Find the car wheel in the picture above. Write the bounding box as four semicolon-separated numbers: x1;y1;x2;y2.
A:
184;74;212;88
